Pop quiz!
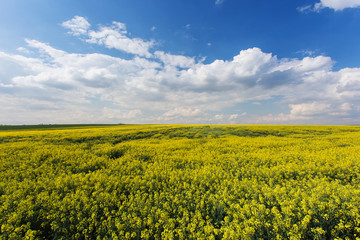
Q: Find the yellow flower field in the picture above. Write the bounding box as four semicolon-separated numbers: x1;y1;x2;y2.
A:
1;125;360;239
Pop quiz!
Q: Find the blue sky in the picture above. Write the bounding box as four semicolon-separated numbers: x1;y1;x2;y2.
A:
1;0;360;124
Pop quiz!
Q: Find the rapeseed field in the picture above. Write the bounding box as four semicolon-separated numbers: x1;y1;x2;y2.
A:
1;125;360;239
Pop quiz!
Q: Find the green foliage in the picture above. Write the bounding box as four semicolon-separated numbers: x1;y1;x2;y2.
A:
1;125;360;239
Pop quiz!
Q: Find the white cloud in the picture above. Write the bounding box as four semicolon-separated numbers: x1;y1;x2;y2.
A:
336;68;360;98
210;113;247;124
155;107;209;123
163;107;204;117
254;113;311;124
297;5;314;13
316;0;360;11
102;107;142;120
215;0;224;5
229;114;239;120
299;0;360;12
340;102;352;111
214;114;224;121
254;99;357;124
2;40;360;124
61;16;91;35
87;22;154;57
2;16;360;124
290;102;331;116
62;16;154;57
297;49;318;57
16;47;31;54
25;39;67;59
154;51;195;68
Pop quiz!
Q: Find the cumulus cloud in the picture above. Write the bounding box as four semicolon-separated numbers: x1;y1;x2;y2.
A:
317;0;360;11
336;68;360;97
169;48;333;94
154;51;195;68
2;16;360;124
61;16;91;35
290;102;331;116
299;0;360;12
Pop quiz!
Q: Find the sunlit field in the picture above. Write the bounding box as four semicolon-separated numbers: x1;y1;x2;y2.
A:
1;125;360;239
